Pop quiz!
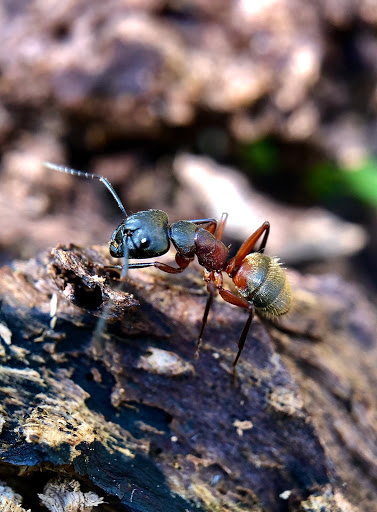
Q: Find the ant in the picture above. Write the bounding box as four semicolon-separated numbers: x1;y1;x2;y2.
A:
44;162;292;365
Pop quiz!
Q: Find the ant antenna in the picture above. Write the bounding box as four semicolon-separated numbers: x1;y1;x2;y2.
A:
121;239;129;279
44;162;128;217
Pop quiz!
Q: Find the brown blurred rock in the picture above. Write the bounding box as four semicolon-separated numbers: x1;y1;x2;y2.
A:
0;0;321;137
174;154;368;263
0;0;375;160
0;148;368;268
0;0;376;266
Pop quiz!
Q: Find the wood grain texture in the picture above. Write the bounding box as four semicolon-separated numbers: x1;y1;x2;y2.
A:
0;245;374;511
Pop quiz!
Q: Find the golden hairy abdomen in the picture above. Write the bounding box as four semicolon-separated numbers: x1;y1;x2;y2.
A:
233;253;292;315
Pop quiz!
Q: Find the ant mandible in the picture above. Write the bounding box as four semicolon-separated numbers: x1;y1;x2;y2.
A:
44;162;292;365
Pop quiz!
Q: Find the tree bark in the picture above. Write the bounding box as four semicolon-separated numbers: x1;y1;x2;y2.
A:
0;245;375;512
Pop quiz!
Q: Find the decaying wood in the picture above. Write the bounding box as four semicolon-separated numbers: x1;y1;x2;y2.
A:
38;479;104;512
0;480;30;512
0;245;376;511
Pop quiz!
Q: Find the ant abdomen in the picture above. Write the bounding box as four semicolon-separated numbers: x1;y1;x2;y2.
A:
232;253;292;316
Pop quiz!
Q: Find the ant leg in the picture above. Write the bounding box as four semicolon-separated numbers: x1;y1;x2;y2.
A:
128;254;192;274
128;262;186;274
226;221;270;277
233;309;255;366
194;214;228;359
214;213;228;241
188;212;228;237
187;218;217;234
102;264;122;273
218;289;255;365
195;281;216;358
104;262;187;275
256;223;270;254
103;255;192;275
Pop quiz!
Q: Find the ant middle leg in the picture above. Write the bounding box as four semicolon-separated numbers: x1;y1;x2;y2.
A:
195;281;217;358
194;214;228;357
187;212;228;237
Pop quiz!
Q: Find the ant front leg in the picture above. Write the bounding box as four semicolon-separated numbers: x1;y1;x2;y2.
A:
128;253;192;274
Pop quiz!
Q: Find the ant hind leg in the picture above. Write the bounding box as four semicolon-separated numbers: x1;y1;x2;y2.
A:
226;221;270;277
233;308;255;365
218;288;255;366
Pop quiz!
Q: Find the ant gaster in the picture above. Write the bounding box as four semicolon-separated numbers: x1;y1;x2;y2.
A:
44;162;292;365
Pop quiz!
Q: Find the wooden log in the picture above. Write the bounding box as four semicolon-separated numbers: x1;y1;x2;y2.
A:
0;244;373;511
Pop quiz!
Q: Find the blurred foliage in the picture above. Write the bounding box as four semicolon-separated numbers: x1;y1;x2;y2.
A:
308;158;377;208
238;139;279;175
239;139;377;208
341;158;377;208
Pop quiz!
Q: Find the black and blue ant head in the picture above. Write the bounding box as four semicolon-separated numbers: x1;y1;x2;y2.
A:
42;164;171;262
109;209;170;259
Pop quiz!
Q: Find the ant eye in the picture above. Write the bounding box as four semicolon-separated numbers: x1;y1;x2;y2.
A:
140;237;150;248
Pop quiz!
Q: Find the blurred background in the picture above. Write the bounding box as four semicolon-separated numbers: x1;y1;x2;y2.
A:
0;0;376;294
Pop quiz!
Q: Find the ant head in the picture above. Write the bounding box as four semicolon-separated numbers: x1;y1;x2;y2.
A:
109;209;170;259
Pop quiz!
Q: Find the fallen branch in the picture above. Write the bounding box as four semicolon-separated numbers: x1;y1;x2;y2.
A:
0;245;374;511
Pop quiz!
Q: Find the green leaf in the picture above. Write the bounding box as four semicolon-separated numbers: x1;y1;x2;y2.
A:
238;139;279;174
342;158;377;207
